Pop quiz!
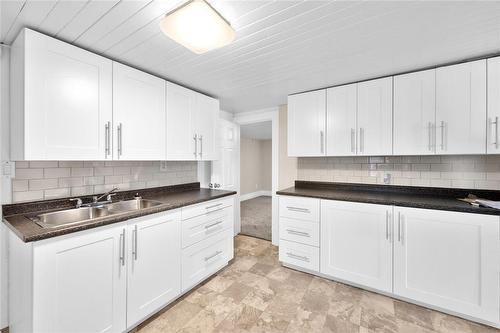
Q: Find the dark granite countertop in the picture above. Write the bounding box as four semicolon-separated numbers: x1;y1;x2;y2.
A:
277;181;500;216
3;182;236;242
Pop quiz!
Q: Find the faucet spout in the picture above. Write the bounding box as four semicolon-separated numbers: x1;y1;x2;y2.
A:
94;187;119;203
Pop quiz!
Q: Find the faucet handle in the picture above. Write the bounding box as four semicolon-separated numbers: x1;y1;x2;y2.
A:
106;193;116;201
70;198;83;208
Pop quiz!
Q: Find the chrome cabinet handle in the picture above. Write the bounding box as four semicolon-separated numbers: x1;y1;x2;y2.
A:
428;122;432;151
320;130;324;154
119;229;125;266
205;250;222;262
193;134;198;157
491;117;499;149
132;225;138;261
286;252;309;262
359;127;364;153
397;212;401;242
117;123;123;157
206;203;223;210
105;121;111;157
385;211;389;240
286;206;310;213
286;229;310;237
205;220;223;230
350;128;355;153
439;121;445;151
199;135;203;158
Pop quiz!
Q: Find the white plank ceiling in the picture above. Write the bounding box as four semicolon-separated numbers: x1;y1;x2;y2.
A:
2;0;500;113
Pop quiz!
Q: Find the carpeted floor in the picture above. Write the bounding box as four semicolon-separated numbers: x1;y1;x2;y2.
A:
240;196;272;241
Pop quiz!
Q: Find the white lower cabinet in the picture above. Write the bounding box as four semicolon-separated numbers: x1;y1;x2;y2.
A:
320;200;393;293
126;211;181;329
279;239;319;271
393;207;500;324
8;196;235;333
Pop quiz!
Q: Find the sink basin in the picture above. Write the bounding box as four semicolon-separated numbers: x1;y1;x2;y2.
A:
31;207;111;228
105;198;163;213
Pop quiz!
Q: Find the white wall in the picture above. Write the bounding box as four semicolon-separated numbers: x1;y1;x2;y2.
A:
278;105;297;190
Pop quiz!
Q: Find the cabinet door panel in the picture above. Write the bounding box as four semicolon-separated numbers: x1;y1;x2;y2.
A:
113;63;166;160
357;77;393;156
394;69;436;155
326;84;357;156
487;57;500;154
166;82;197;160
195;94;219;160
33;224;126;333
394;207;499;323
127;212;181;329
320;200;392;293
288;90;326;156
436;60;486;154
24;29;112;160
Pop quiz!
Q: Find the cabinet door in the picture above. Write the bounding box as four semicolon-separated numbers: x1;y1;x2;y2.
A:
320;200;393;293
394;69;436;155
113;62;166;160
23;29;112;160
326;84;357;156
436;60;486;154
33;224;127;333
127;211;181;329
166;82;197;160
357;77;393;156
487;57;500;154
195;93;219;161
288;90;326;156
394;207;500;323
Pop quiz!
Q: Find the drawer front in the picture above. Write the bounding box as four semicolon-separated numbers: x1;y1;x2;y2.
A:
279;217;319;246
181;229;233;292
279;196;319;222
182;197;234;220
182;205;234;248
279;239;319;272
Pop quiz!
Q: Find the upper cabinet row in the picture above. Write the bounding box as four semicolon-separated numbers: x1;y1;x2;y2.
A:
288;58;497;156
10;28;218;161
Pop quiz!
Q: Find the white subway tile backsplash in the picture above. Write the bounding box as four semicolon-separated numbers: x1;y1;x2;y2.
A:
297;155;500;190
11;161;198;203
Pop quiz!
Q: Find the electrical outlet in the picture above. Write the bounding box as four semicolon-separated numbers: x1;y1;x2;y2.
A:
2;161;14;178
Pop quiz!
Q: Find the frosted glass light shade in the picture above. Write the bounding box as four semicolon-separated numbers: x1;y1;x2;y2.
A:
160;0;235;54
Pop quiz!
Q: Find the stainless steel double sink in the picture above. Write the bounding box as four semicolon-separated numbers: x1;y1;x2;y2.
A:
28;198;164;229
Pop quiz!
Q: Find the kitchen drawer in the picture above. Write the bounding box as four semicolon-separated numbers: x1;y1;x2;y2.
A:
182;197;233;220
279;239;319;272
181;229;233;292
279;196;319;222
182;205;233;248
279;217;319;247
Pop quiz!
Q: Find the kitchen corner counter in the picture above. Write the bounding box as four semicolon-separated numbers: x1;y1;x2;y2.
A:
277;181;500;216
3;182;236;242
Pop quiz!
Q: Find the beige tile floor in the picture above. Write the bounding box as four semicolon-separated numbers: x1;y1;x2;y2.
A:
137;235;499;333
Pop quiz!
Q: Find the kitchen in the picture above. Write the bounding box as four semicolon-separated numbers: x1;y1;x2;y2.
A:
1;1;500;333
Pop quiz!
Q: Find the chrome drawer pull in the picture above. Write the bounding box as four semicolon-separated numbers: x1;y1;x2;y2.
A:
119;229;125;266
205;220;223;230
286;252;310;262
132;225;138;261
286;206;310;213
205;250;222;262
206;203;223;210
286;229;310;237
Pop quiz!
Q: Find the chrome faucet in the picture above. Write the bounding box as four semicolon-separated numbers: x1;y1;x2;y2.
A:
93;187;119;204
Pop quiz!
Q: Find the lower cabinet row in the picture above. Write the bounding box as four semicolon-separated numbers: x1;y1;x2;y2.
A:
8;197;235;333
278;197;500;327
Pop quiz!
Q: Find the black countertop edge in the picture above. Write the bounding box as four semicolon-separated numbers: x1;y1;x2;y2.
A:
2;182;201;216
3;184;237;243
276;181;500;216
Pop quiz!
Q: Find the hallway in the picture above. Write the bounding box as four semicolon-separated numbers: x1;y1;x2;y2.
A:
240;196;272;241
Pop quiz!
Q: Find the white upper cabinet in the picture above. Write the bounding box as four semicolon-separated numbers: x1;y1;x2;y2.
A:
288;90;326;156
320;200;393;293
166;82;219;161
326;84;357;156
11;28;112;161
113;63;166;160
394;69;436;155
436;60;486;154
394;207;500;324
487;57;500;154
357;77;393;156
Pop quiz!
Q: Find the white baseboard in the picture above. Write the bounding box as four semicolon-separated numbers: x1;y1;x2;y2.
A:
240;190;272;202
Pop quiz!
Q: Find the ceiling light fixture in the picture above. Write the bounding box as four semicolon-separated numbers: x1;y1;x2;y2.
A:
160;0;235;54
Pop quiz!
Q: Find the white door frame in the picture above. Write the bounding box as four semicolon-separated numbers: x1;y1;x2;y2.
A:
234;107;279;246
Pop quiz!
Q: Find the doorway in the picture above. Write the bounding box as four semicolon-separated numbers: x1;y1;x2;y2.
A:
239;121;272;240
